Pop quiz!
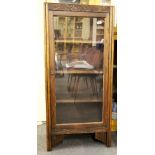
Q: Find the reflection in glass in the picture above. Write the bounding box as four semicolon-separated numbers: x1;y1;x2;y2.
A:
53;16;105;124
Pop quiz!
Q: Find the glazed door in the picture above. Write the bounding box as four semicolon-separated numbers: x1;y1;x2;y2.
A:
49;12;109;126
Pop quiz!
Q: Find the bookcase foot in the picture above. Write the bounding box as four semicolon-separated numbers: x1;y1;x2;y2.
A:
106;131;112;147
95;131;112;147
95;132;107;144
47;135;52;151
47;134;64;151
52;134;64;147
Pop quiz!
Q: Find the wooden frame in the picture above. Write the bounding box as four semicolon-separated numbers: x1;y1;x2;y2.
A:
45;3;114;151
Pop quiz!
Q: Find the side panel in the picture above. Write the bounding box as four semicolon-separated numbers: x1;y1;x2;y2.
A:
106;6;115;147
103;13;110;126
44;3;52;151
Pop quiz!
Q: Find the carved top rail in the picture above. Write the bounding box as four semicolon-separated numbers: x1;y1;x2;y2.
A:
46;3;111;13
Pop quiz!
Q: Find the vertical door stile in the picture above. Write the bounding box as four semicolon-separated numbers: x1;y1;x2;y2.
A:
49;11;56;128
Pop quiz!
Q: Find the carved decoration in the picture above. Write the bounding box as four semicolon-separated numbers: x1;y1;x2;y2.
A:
47;3;110;13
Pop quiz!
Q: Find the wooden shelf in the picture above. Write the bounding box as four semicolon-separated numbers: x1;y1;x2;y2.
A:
55;69;103;74
55;40;102;44
57;98;102;103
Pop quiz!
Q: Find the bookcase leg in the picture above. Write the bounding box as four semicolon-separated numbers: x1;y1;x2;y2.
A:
95;131;112;147
47;134;52;151
47;134;64;151
106;131;112;147
52;134;64;147
95;132;107;144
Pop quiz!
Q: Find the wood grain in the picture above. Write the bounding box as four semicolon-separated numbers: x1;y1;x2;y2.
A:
44;3;52;151
106;6;115;147
49;12;56;129
53;11;107;17
102;13;110;127
47;3;110;13
53;126;106;135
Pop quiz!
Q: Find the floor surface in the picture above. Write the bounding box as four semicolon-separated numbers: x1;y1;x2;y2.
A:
37;123;117;155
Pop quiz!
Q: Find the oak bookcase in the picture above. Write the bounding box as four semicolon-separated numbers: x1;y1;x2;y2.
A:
44;2;114;151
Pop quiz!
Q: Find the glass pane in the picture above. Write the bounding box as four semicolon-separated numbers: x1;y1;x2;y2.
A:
53;16;105;124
